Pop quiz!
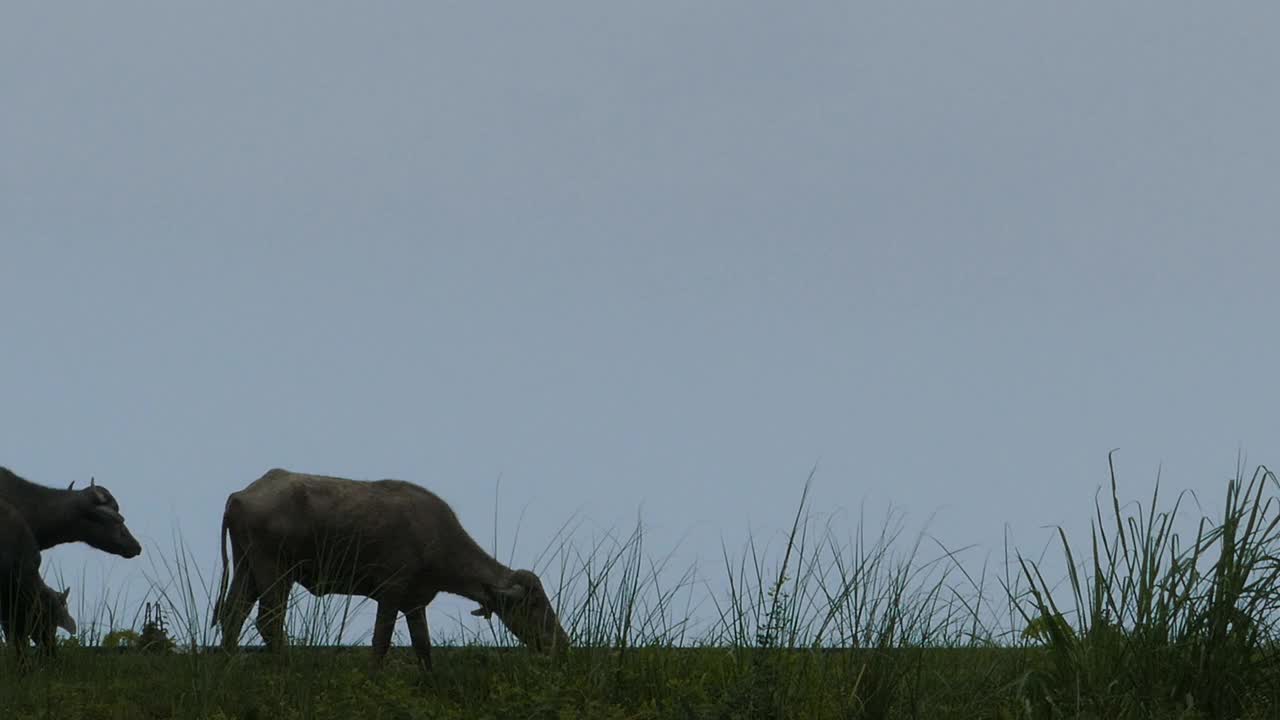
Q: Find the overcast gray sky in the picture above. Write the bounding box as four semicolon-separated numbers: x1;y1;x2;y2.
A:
3;2;1279;643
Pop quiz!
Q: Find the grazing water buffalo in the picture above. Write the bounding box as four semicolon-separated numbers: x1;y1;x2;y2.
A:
0;467;142;558
212;469;570;669
0;499;77;662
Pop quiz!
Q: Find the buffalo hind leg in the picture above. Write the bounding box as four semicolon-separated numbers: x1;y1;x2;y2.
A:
218;567;259;652
370;602;398;668
255;580;291;652
405;600;436;671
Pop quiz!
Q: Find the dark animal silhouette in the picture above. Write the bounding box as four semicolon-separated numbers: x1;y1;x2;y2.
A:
0;499;77;663
212;469;570;669
0;467;142;558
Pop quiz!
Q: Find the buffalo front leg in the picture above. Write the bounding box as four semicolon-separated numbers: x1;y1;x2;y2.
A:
3;619;27;671
370;602;398;668
13;640;29;673
405;602;436;671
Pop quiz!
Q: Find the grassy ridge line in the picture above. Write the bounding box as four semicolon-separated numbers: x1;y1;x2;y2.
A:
5;457;1279;719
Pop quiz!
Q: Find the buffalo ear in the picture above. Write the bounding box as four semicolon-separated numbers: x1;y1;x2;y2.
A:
92;505;125;523
479;580;528;615
493;583;527;602
59;588;71;603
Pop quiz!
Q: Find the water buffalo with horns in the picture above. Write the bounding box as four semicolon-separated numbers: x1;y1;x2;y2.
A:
212;469;570;669
0;467;142;558
0;498;77;662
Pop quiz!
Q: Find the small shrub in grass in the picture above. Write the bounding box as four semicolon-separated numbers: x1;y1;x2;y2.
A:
96;604;175;654
102;628;142;651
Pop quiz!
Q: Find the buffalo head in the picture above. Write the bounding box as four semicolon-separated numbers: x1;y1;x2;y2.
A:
472;569;569;654
35;586;76;648
67;477;142;558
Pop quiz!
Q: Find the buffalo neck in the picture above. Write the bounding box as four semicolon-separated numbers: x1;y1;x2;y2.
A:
0;468;80;549
439;537;515;605
24;494;82;547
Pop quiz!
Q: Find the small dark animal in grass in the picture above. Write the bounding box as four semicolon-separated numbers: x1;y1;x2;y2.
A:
212;469;570;669
0;499;77;663
0;466;142;558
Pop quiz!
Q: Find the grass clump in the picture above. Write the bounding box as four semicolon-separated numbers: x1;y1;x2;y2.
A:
1016;451;1280;718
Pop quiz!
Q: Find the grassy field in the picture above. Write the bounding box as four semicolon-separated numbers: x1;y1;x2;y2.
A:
0;646;1033;720
2;457;1279;719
